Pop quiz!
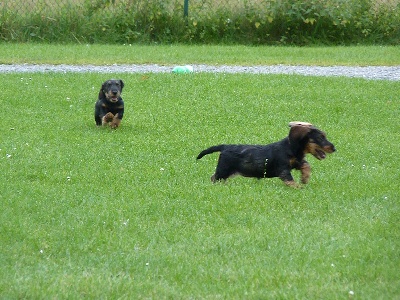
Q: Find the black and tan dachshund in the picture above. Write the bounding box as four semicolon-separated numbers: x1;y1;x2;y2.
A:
197;122;336;188
94;79;125;129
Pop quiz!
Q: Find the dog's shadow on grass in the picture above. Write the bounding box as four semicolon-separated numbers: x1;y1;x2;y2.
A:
83;122;147;134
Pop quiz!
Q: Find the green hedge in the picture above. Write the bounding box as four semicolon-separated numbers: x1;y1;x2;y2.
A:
0;0;399;45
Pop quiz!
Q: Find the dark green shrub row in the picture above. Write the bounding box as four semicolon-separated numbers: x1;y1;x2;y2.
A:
0;0;399;45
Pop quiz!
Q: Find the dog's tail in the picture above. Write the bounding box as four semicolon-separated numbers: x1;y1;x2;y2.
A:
197;145;225;160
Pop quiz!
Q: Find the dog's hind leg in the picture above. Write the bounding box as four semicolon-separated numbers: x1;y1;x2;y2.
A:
211;155;237;182
210;169;230;183
211;172;232;183
211;173;217;183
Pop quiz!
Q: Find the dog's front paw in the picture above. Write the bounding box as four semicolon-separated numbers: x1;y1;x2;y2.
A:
104;112;114;122
110;118;121;129
300;178;309;184
284;180;303;189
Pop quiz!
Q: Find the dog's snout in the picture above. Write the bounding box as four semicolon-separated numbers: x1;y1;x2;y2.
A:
322;142;336;153
111;89;118;95
327;144;336;152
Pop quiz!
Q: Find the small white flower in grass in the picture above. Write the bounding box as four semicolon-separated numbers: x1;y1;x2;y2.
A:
40;249;43;254
67;176;71;181
160;168;165;171
123;219;129;226
349;290;354;296
6;154;12;158
145;262;149;266
331;263;335;267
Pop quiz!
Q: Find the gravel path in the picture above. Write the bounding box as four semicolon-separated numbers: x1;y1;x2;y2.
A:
1;64;399;81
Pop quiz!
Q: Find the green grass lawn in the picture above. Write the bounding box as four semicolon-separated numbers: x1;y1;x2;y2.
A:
1;70;399;298
1;43;400;66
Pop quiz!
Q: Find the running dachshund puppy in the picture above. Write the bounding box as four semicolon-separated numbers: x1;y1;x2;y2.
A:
94;79;125;129
197;122;336;188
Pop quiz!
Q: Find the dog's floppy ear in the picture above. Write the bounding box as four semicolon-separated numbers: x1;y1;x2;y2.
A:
288;122;313;145
119;80;124;91
99;81;107;99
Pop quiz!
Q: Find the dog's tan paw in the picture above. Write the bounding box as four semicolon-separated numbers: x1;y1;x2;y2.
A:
284;180;303;189
110;118;121;129
104;112;114;122
300;178;309;184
